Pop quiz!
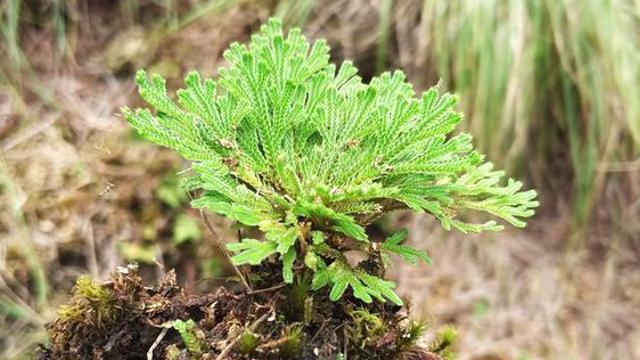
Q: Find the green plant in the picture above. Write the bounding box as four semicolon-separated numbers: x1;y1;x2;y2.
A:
428;325;458;360
56;275;114;325
123;18;537;305
172;319;205;355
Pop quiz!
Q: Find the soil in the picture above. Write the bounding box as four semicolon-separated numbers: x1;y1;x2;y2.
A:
37;264;448;360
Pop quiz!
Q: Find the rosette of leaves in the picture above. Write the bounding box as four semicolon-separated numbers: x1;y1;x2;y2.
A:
123;18;538;305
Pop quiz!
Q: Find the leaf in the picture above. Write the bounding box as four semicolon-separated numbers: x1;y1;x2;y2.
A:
329;274;349;301
383;228;408;245
275;227;299;254
331;220;368;242
311;266;331;290
304;250;319;271
381;229;431;265
325;263;372;303
356;272;403;305
311;231;325;245
312;260;400;305
191;195;263;226
227;239;277;265
282;248;297;283
173;213;202;245
294;201;368;242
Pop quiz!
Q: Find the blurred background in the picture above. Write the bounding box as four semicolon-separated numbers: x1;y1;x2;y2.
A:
0;0;639;359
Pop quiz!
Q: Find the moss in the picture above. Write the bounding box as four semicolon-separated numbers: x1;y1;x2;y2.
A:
281;272;313;322
172;319;205;355
346;308;387;347
56;275;115;326
236;330;260;354
278;325;303;357
397;319;428;351
428;325;458;355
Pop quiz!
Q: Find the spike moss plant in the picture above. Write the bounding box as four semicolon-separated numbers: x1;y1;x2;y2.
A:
123;18;537;306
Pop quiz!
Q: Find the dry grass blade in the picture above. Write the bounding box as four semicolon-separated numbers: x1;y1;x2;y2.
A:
146;327;168;360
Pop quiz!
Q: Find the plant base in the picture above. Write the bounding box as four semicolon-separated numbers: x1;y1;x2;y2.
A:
38;265;453;360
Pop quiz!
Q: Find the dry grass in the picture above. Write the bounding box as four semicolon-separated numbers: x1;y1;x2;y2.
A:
1;0;639;359
396;215;640;360
0;3;262;357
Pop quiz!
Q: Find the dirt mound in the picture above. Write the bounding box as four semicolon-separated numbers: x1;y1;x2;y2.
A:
37;265;452;360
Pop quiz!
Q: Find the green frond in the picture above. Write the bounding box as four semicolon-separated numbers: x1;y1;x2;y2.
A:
311;260;403;305
227;239;277;266
282;248;297;283
124;17;537;304
381;229;432;266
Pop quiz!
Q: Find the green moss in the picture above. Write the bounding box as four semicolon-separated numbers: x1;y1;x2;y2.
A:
57;275;115;326
237;330;259;354
397;319;428;351
282;272;313;322
345;308;388;350
278;325;303;357
428;325;458;355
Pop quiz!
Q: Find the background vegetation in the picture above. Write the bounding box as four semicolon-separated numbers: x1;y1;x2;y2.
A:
1;0;638;359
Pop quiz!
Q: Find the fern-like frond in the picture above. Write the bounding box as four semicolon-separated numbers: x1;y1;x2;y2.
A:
124;18;538;304
381;229;432;266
